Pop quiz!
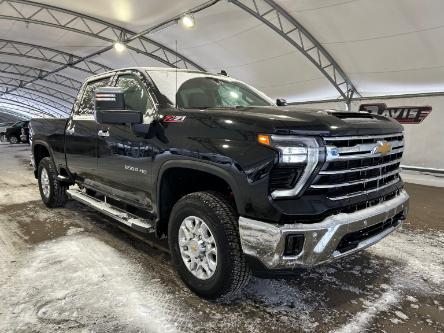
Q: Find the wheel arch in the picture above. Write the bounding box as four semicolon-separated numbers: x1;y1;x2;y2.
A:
32;140;55;177
156;160;246;233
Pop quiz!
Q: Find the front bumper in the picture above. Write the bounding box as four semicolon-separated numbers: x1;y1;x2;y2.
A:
239;190;409;270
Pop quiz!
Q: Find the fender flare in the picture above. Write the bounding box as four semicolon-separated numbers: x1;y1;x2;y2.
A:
32;140;57;173
156;159;246;216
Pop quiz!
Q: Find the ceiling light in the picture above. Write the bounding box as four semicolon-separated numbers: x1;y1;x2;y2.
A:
180;14;195;29
114;41;126;52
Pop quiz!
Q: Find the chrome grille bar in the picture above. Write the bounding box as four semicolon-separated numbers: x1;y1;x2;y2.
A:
328;178;402;201
326;147;404;161
319;158;402;175
333;140;404;154
323;133;403;141
311;169;400;189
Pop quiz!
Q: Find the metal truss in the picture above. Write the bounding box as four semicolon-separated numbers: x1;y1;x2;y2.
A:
229;0;359;102
0;108;29;120
0;61;82;91
0;76;76;103
0;39;111;75
0;94;67;117
0;0;204;70
1;90;70;116
0;100;53;118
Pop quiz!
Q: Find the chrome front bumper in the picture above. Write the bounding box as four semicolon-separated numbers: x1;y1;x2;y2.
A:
239;190;409;270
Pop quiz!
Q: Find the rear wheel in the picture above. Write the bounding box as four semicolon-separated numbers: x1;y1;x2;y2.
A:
38;157;68;208
9;135;19;144
168;191;250;300
0;133;5;142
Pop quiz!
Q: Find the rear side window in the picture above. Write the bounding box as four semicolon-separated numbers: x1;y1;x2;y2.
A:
76;77;111;115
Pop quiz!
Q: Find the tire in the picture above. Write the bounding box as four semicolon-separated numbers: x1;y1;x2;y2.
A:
9;135;19;144
168;191;251;300
0;133;5;142
38;157;68;208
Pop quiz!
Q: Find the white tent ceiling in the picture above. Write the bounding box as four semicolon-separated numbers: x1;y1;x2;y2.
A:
1;0;444;118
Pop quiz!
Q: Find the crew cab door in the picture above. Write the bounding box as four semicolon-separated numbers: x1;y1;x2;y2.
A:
65;75;112;181
96;71;157;209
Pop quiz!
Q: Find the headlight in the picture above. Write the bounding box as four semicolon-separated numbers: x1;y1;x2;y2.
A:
258;135;321;198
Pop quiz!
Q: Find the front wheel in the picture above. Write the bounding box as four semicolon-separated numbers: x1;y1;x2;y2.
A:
9;135;19;144
38;157;68;208
168;191;251;300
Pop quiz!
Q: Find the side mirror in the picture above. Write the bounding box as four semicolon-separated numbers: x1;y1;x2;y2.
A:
94;87;142;125
276;98;287;106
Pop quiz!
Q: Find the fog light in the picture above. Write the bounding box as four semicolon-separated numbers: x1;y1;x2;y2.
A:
284;234;305;256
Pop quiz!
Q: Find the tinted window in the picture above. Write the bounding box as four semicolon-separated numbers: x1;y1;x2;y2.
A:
77;77;111;115
176;77;272;109
116;74;152;112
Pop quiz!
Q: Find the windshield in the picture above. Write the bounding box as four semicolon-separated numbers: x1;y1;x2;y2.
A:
146;69;274;109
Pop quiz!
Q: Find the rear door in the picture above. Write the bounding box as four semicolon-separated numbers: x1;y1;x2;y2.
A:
96;70;157;209
65;75;113;182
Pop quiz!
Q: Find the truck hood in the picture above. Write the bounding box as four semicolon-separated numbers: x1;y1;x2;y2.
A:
180;106;404;137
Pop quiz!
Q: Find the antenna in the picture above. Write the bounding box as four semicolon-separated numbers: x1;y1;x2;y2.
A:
175;40;178;109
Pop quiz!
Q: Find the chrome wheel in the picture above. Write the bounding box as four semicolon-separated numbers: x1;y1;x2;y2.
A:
178;216;218;280
40;168;50;199
9;136;18;144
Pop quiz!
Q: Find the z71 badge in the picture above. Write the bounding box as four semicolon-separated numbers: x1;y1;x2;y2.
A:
163;115;186;123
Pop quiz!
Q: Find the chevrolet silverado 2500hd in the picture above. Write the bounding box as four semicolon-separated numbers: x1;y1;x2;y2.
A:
30;67;409;300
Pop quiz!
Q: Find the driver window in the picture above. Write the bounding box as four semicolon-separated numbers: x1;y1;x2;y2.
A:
116;74;153;113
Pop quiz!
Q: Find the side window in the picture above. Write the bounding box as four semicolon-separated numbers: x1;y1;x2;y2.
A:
116;74;153;113
77;77;111;115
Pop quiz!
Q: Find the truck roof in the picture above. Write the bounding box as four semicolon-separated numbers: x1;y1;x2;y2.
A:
87;67;219;81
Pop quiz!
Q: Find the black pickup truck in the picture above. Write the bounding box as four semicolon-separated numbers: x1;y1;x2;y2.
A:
3;120;29;144
30;67;409;300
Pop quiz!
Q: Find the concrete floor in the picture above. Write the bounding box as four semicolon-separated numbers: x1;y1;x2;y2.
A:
0;143;442;333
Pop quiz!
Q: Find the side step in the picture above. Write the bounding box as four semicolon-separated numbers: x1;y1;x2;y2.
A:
67;188;155;233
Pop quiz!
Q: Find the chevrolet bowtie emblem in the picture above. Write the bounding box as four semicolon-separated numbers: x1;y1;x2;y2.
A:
373;140;392;155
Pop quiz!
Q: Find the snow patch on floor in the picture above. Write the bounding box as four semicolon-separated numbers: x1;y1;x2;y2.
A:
369;229;444;292
0;234;189;332
331;289;401;333
66;227;84;236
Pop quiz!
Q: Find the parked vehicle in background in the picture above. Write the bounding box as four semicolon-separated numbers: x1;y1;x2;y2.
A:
6;121;29;144
0;122;15;142
30;67;410;300
20;126;30;144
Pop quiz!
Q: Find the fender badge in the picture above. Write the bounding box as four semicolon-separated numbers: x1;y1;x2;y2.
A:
163;115;186;123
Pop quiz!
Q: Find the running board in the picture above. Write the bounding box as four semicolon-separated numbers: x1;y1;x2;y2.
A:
67;188;155;233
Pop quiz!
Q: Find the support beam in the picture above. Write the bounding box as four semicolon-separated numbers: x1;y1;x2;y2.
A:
0;108;29;120
229;0;359;102
0;90;69;116
0;0;204;70
0;101;53;118
0;61;82;91
0;76;76;103
0;94;66;117
0;39;110;75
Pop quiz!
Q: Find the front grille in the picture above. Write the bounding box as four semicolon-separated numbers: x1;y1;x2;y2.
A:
308;133;404;200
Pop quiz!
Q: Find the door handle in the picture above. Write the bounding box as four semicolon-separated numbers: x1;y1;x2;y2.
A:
98;129;109;137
